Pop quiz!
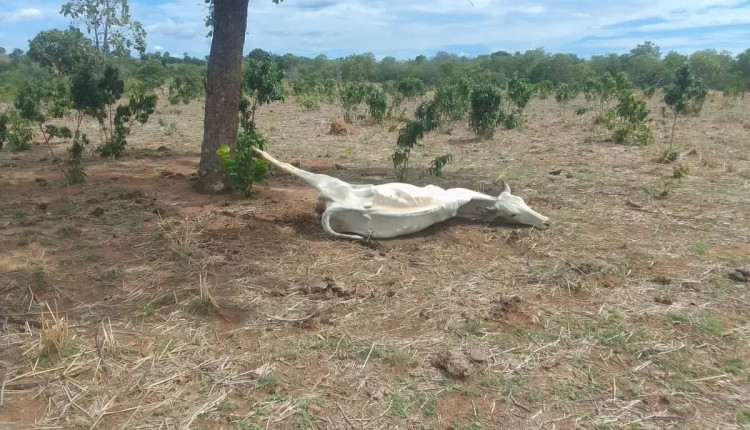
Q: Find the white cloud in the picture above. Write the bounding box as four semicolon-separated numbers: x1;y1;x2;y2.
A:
235;0;750;58
2;8;43;23
3;0;749;58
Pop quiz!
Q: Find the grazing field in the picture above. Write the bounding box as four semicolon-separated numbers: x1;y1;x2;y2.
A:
1;93;749;430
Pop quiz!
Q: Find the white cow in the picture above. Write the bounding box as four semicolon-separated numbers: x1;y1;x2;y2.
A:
253;148;551;240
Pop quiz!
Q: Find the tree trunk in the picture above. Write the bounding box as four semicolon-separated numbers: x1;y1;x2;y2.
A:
102;0;110;56
193;0;249;193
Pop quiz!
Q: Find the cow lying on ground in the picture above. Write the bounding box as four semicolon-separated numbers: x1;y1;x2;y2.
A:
252;148;551;240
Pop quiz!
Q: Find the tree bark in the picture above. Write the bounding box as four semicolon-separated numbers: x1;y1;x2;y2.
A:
193;0;249;193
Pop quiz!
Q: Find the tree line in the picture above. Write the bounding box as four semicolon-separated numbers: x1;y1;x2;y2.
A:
0;0;745;195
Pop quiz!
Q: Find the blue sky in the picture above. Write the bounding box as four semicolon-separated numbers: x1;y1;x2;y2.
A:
1;0;749;59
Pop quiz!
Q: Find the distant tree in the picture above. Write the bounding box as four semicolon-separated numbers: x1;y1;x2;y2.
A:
589;53;623;77
376;56;401;82
10;49;24;58
664;64;708;154
341;53;376;82
27;28;97;75
241;57;285;124
663;51;689;82
629;41;662;59
61;0;146;57
735;48;750;97
545;53;579;83
247;48;272;62
0;47;6;55
554;82;579;118
689;49;735;90
395;77;425;101
623;42;668;89
168;65;204;104
133;59;168;92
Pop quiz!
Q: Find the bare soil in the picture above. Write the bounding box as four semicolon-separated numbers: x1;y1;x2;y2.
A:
1;93;749;429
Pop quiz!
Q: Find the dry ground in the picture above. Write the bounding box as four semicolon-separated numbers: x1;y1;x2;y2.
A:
1;91;749;430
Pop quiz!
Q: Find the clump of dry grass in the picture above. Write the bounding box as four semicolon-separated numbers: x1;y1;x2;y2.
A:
157;214;208;263
192;272;219;314
96;317;120;357
40;303;69;358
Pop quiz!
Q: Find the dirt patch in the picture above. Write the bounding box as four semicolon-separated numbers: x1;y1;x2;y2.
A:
0;393;45;427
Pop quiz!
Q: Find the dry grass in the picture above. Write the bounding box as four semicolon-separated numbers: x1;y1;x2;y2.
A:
39;303;70;358
1;91;749;429
193;271;219;314
157;214;208;264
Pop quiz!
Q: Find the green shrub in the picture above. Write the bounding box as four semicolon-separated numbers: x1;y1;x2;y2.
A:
217;127;271;196
426;154;452;177
95;68;157;157
395;77;426;101
5;110;34;152
168;65;205;105
0;111;8;150
339;82;368;122
597;91;654;146
364;86;387;123
469;83;503;140
663;64;708;156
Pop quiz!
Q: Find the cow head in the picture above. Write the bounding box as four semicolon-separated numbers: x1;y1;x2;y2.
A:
488;181;551;229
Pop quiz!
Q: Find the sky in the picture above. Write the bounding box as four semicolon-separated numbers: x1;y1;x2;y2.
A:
1;0;750;60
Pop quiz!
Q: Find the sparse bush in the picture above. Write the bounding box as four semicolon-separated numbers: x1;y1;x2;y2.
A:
584;74;619;116
0;111;8;150
4;110;34;152
534;80;554;100
392;119;430;180
95;67;157;158
554;83;580;119
426;154;452;177
660;148;681;163
660;163;691;198
391;99;444;180
506;74;533;111
663;64;708;158
502;74;534;129
295;91;320;111
395;77;426;101
292;76;337;111
432;77;475;124
469;83;503;140
339;82;369;122
65;132;88;184
133;59;168;92
168;65;205;105
242;57;285;124
596;90;654;146
63;68;105;183
364;85;387;123
13;79;74;171
673;163;690;179
217;126;270;196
